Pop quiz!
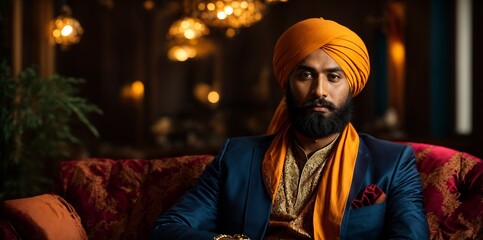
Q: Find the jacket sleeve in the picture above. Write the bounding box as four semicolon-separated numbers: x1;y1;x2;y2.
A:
151;140;230;240
385;145;429;239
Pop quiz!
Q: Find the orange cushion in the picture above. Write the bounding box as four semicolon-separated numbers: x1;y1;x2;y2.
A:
0;194;87;240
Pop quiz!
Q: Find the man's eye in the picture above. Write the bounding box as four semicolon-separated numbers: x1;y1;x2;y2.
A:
299;71;313;79
328;74;340;81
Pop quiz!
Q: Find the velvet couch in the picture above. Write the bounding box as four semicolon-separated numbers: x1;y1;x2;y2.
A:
0;143;481;240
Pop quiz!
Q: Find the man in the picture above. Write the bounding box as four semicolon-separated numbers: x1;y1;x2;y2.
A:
152;18;429;240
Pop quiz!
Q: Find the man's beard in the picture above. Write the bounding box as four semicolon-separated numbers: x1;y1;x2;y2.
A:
286;92;353;138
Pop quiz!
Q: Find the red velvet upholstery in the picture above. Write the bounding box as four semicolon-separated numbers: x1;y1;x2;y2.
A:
0;218;20;239
1;144;481;240
406;142;482;240
59;155;214;240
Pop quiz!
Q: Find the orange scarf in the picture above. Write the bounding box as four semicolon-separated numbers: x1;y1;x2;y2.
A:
264;17;369;239
263;124;359;239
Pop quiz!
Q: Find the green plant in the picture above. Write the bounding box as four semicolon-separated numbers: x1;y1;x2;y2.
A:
0;61;102;200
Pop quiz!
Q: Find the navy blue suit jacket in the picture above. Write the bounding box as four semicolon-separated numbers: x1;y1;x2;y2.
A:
152;133;429;240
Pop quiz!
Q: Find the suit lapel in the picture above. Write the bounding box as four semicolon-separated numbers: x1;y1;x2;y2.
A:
348;139;371;202
340;137;371;239
238;135;373;239
243;139;272;239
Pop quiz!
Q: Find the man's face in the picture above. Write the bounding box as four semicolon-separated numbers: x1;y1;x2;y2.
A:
286;48;353;138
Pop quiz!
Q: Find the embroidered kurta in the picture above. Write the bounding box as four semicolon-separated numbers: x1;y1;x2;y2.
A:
265;138;336;239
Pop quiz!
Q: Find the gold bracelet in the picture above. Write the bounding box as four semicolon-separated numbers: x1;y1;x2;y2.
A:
213;234;231;240
213;234;250;240
233;234;250;240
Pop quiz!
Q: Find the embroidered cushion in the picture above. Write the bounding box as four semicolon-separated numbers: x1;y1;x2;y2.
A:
60;155;214;240
407;143;482;240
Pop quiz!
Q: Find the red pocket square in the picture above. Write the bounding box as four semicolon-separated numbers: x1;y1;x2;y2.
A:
351;184;387;209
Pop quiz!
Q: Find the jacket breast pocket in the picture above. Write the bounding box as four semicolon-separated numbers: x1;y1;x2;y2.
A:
344;202;386;240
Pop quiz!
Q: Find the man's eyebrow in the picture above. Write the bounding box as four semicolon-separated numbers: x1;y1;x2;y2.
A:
295;64;315;71
323;67;344;73
295;64;343;73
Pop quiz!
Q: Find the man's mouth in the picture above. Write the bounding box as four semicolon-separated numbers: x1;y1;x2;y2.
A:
309;105;330;113
301;99;336;112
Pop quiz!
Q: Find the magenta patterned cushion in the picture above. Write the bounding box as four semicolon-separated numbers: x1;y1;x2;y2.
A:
60;155;214;240
406;143;482;240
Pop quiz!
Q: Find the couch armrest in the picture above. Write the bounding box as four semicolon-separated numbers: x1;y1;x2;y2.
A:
406;142;482;240
0;194;88;240
0;218;20;240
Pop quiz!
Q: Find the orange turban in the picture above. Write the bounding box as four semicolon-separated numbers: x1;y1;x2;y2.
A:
268;18;370;134
263;18;370;240
273;17;370;96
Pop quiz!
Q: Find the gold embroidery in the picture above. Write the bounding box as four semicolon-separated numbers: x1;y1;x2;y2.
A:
263;173;275;200
449;213;482;240
426;212;441;240
415;147;431;165
421;152;478;216
71;161;118;215
418;147;482;240
268;138;336;238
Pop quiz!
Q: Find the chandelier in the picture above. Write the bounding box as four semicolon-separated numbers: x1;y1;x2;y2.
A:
167;44;197;62
166;16;210;62
50;5;83;50
195;0;266;29
168;16;210;41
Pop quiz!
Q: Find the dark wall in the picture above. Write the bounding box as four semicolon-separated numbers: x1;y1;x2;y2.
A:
472;0;483;157
47;0;482;157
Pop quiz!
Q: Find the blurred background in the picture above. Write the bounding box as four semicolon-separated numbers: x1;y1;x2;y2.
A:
1;0;482;197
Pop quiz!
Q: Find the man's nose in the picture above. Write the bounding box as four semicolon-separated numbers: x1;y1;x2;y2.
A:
312;75;328;98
